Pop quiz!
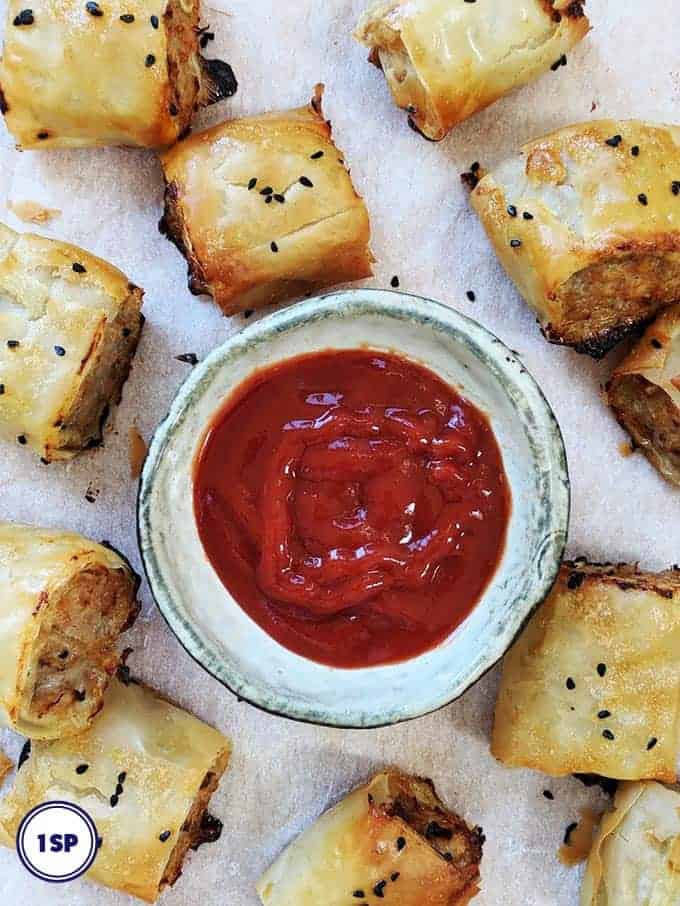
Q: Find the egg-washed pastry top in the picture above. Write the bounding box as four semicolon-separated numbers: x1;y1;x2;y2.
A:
257;770;483;906
580;782;680;905
470;120;680;357
354;0;590;141
0;223;143;461
0;523;139;739
607;302;680;486
0;677;231;904
492;560;680;782
159;85;374;315
0;0;237;150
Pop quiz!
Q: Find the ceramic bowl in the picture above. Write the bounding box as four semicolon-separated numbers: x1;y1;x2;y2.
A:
138;289;570;728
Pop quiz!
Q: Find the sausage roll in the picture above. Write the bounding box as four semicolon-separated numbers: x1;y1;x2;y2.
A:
257;770;483;906
354;0;590;142
470;121;680;357
0;677;231;903
0;223;143;462
159;86;374;315
607;303;680;486
0;523;139;739
580;782;680;905
492;560;680;782
0;0;237;150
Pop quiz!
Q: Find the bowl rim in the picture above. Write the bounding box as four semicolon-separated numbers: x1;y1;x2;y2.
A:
137;288;570;728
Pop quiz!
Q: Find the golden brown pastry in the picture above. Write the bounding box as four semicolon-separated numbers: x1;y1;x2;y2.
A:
0;0;237;150
159;86;374;315
0;678;231;903
581;782;680;905
470;121;680;357
607;303;680;486
0;523;139;739
0;751;11;784
354;0;590;141
0;223;143;462
257;770;483;906
492;560;680;782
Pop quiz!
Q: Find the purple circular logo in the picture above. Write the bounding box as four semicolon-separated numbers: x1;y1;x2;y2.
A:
16;800;99;883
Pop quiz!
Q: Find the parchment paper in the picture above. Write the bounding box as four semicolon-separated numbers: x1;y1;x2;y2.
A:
0;2;678;903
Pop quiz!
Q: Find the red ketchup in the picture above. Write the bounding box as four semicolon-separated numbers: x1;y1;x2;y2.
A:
193;350;510;668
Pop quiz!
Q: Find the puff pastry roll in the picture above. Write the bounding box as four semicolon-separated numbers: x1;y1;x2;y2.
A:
0;678;231;903
160;86;374;315
492;560;680;782
470;121;680;357
257;770;483;906
354;0;590;142
0;223;143;462
0;523;139;739
580;782;680;905
607;303;680;486
0;0;237;150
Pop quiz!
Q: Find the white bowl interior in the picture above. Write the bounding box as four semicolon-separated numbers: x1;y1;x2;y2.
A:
139;291;569;727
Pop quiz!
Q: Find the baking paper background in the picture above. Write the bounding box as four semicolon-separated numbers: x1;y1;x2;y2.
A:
0;1;678;903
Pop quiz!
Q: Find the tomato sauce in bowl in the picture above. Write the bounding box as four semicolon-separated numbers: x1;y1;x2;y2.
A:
193;349;510;668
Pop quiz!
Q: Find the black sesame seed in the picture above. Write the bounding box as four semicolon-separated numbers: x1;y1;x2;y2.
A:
443;852;453;861
631;145;640;157
598;710;611;719
564;822;578;845
673;182;680;196
86;2;103;16
391;276;400;288
17;740;31;770
265;196;273;204
391;872;400;882
169;103;178;116
40;457;49;464
523;211;534;220
299;176;313;188
115;783;124;796
122;327;131;337
647;737;658;750
150;14;158;28
248;178;257;190
637;193;648;206
270;241;279;253
0;385;4;395
244;309;254;319
373;880;387;898
75;764;89;775
602;729;615;740
510;239;522;248
310;151;324;160
605;135;622;148
54;345;66;357
464;290;475;302
58;649;69;659
74;689;86;701
567;571;585;589
110;794;119;807
118;772;127;783
566;677;576;690
507;205;518;217
543;790;554;800
37;131;49;140
6;340;19;348
651;338;663;349
17;435;27;445
260;186;273;196
396;836;406;850
145;54;156;67
352;893;365;900
274;194;285;203
597;663;606;677
159;830;171;842
120;13;134;22
175;353;198;365
72;262;87;273
13;9;34;26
